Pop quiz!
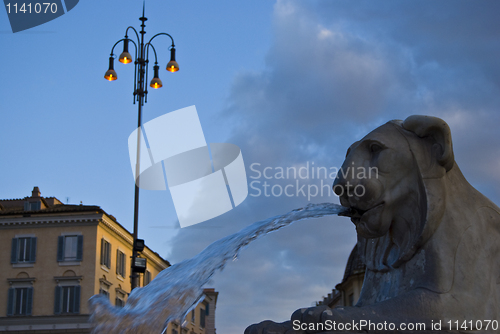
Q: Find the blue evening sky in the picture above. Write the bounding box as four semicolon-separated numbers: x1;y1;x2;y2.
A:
2;1;500;333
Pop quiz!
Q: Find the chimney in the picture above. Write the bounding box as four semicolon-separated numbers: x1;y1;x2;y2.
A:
32;186;41;198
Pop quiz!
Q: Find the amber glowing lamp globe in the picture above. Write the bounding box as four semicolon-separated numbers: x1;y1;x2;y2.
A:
166;47;179;72
104;70;118;81
166;61;179;72
104;57;117;81
150;65;163;88
150;78;163;89
119;39;133;64
119;52;133;64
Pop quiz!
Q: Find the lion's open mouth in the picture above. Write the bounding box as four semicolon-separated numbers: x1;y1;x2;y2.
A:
340;203;384;223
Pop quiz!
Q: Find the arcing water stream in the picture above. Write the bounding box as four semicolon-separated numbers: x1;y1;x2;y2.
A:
89;203;349;334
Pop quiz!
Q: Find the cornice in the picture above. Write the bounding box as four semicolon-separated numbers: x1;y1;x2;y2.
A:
142;247;169;271
54;276;83;283
0;213;102;228
99;215;134;245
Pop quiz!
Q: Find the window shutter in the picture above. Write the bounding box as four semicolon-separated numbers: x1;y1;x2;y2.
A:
24;202;29;211
107;244;111;268
30;237;37;263
116;250;119;274
200;307;205;328
54;286;61;314
26;287;33;316
11;238;18;264
100;238;104;265
73;286;81;314
25;239;31;262
76;235;83;261
7;288;15;316
57;236;64;262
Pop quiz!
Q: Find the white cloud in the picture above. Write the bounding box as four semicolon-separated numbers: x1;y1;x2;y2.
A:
168;1;500;333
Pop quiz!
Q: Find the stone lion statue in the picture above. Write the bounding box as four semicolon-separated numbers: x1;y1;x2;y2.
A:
246;115;500;333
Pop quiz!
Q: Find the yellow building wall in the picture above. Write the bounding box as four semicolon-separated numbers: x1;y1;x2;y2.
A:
0;223;97;316
95;217;169;307
95;222;133;302
164;297;211;334
141;248;168;286
0;192;177;332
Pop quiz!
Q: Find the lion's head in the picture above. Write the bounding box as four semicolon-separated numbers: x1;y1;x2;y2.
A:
333;115;455;272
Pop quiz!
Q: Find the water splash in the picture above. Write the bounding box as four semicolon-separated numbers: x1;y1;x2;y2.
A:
89;203;348;334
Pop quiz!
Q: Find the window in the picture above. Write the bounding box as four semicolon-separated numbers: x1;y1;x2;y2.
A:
116;250;126;277
144;270;151;286
54;285;80;314
115;289;126;307
100;239;111;268
11;237;37;264
99;288;109;298
99;277;112;300
191;309;195;323
24;201;41;211
115;297;125;307
7;287;33;316
169;323;180;334
57;235;83;262
200;307;206;328
348;293;354;307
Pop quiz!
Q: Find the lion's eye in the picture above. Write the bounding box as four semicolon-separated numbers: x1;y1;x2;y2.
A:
369;143;384;153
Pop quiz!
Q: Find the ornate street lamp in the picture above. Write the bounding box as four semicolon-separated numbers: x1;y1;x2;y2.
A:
104;3;179;290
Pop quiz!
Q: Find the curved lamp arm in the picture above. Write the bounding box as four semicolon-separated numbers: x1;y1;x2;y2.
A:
145;42;159;64
126;26;141;46
109;38;126;56
144;43;159;102
147;33;179;73
148;32;175;48
109;38;137;57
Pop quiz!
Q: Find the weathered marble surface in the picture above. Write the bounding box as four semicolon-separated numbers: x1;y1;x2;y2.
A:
245;115;500;334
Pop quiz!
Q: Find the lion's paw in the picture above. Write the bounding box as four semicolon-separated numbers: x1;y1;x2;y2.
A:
290;305;343;333
244;320;302;334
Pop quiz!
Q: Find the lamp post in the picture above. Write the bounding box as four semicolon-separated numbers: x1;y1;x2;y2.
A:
104;4;179;290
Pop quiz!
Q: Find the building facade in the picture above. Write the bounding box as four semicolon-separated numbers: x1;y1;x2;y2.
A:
165;288;219;334
316;244;365;308
0;187;217;334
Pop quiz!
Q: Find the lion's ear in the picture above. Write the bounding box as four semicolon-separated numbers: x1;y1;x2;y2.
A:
402;115;454;171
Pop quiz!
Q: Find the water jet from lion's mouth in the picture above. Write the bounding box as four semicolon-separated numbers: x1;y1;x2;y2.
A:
88;203;349;334
338;206;356;217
